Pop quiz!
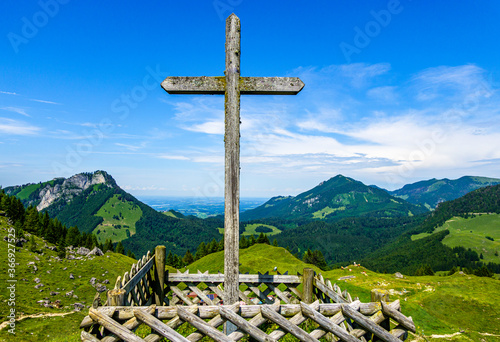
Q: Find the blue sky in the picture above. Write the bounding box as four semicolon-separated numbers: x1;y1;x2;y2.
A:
1;1;500;198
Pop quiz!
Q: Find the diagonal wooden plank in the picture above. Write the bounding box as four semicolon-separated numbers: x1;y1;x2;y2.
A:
186;303;239;342
81;330;102;342
189;285;214;305
342;305;400;342
134;308;190;342
220;305;277;342
381;301;416;333
176;306;232;342
170;285;194;305
89;308;146;342
101;305;156;342
300;302;359;342
266;283;291;304
314;278;348;304
229;302;280;341
261;305;319;342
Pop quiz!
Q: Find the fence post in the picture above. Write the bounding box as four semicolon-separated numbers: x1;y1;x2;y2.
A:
107;289;125;306
371;288;391;332
154;245;166;305
303;268;315;304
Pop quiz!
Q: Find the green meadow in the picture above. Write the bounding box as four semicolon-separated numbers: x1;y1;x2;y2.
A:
91;194;142;243
412;214;500;264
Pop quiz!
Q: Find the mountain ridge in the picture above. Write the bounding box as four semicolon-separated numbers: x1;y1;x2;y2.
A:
240;174;428;221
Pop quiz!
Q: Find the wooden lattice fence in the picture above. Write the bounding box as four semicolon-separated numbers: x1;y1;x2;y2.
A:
80;246;416;341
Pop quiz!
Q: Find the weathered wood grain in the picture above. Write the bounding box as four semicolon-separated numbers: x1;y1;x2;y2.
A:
262;305;319;342
220;305;276;342
381;301;416;333
177;306;232;342
134;308;190;342
88;308;145;342
300;302;358;342
342;304;400;342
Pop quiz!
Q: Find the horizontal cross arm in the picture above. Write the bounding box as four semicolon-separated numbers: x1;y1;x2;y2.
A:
162;76;304;95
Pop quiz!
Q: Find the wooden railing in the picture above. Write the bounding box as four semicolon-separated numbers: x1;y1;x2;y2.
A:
81;245;416;341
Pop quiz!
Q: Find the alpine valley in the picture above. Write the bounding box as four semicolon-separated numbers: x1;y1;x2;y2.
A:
4;171;500;275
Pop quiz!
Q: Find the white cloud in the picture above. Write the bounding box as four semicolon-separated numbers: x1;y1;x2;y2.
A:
29;98;62;105
0;91;19;96
0;107;30;117
0;118;40;135
157;154;190;161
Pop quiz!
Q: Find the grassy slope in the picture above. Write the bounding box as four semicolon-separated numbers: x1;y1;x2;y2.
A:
218;223;282;237
0;216;136;342
92;194;142;243
188;244;500;341
2;220;499;342
412;214;500;264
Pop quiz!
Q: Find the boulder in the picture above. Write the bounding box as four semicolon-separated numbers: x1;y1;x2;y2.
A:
69;273;75;280
89;277;97;286
394;272;404;279
34;283;44;289
94;283;107;293
76;247;90;255
34;278;41;283
65;290;74;297
73;303;85;311
87;247;104;256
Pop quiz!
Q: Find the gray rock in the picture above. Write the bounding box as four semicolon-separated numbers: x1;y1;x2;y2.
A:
66;290;74;297
94;283;107;293
69;273;75;279
28;261;35;265
67;254;75;260
73;303;85;311
103;279;110;284
395;272;404;279
89;277;97;285
63;267;67;270
33;265;38;272
34;278;41;283
76;247;90;255
34;283;44;289
47;246;57;251
50;291;60;296
34;256;40;261
87;247;104;256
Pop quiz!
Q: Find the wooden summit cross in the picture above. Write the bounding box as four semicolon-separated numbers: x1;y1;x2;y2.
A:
161;13;304;313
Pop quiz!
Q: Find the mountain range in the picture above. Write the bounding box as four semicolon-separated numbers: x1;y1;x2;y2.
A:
4;171;500;261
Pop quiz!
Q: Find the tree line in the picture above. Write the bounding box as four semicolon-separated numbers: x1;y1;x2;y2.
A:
0;190;135;259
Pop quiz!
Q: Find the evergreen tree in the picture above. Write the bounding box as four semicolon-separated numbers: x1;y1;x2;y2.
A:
249;235;256;246
166;251;175;266
103;239;114;253
183;249;194;265
240;235;248;249
217;238;224;251
65;226;80;247
57;236;67;259
29;235;37;253
272;239;278;247
195;242;207;260
127;250;136;259
24;207;40;233
256;232;266;244
208;238;218;254
116;241;125;255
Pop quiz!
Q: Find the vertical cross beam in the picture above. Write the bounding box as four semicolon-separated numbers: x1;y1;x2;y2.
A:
161;14;304;334
224;13;240;319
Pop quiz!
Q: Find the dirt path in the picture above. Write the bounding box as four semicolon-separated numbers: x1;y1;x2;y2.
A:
0;311;76;330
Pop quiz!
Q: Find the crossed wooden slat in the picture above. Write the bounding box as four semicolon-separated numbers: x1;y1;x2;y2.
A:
81;300;415;342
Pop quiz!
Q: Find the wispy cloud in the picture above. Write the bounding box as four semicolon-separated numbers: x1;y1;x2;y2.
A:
0;107;30;117
30;98;62;105
157;154;190;161
0;91;19;96
0;118;41;135
115;142;149;151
